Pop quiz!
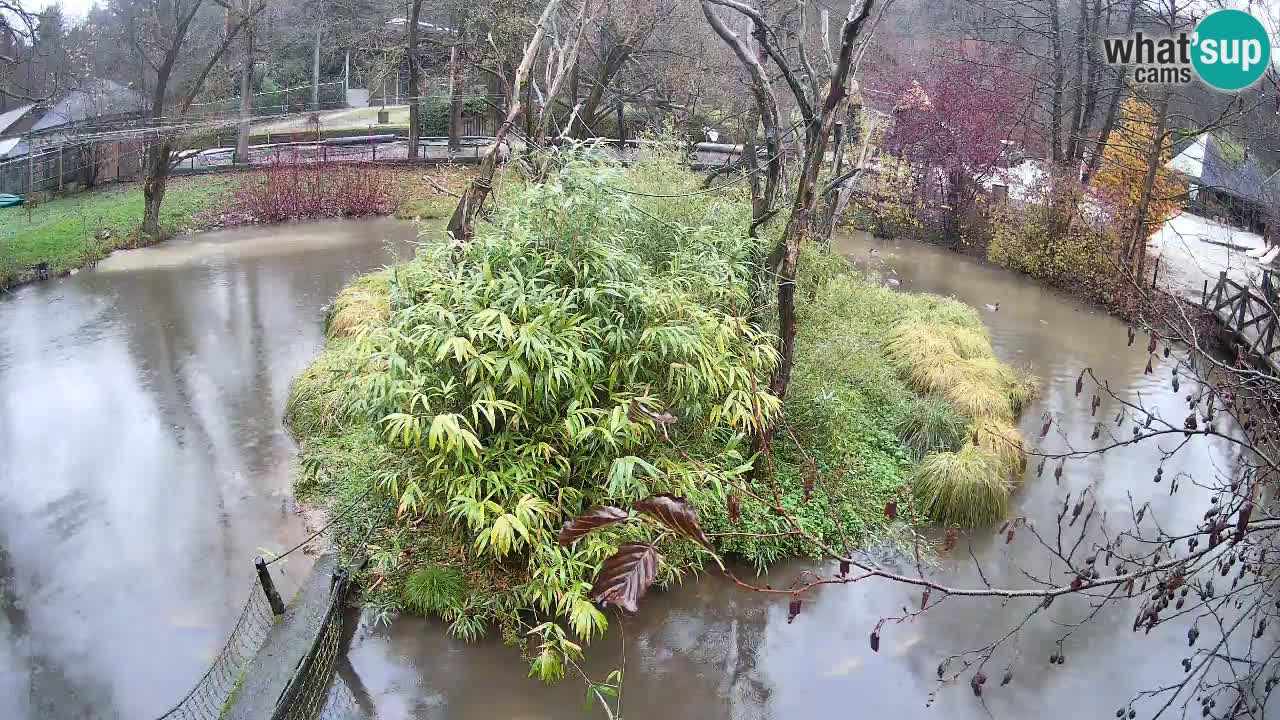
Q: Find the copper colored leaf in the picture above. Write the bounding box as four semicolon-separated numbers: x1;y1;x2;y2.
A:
636;494;712;548
590;543;660;613
1006;527;1016;544
944;527;959;552
1075;373;1084;397
788;597;802;623
558;505;629;546
884;500;898;520
727;492;741;525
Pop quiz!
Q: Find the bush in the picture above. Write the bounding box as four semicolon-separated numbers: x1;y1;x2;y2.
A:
232;162;397;223
290;151;778;678
847;154;921;238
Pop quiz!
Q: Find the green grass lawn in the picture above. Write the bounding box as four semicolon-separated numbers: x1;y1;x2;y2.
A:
0;175;243;287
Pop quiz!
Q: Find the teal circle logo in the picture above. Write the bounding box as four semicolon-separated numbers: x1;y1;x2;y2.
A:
1193;9;1271;91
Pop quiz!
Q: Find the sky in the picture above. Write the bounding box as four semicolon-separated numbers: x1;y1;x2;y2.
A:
24;0;94;20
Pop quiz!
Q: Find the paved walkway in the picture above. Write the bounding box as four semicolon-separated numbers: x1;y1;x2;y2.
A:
1150;211;1269;304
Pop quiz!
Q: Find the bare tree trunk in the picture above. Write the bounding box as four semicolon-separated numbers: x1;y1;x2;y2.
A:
567;62;579;138
407;0;423;159
236;3;254;165
142;142;172;239
447;0;560;241
142;0;257;240
310;7;323;111
1064;0;1086;167
1082;0;1139;186
770;2;875;399
1127;89;1171;283
1048;0;1064;165
448;44;463;151
700;0;782;237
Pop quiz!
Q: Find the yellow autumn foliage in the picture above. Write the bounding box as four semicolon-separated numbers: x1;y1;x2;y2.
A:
1093;97;1185;229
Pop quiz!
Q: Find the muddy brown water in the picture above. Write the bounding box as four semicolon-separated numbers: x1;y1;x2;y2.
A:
0;218;418;720
0;223;1255;719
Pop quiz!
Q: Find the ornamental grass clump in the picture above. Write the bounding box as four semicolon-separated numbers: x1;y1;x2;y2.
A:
882;304;1037;527
913;444;1012;527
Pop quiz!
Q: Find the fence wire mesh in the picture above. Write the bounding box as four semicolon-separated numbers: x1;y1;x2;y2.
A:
153;579;276;720
271;570;367;720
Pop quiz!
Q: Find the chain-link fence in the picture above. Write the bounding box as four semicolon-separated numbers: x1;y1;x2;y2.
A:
152;578;277;720
271;568;356;720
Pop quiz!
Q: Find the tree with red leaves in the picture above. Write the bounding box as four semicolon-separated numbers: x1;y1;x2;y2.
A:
885;47;1024;245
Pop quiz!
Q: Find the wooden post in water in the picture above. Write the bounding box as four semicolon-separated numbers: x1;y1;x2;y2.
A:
255;557;287;615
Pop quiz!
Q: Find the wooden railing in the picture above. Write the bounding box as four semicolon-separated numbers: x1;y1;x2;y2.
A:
1203;270;1280;357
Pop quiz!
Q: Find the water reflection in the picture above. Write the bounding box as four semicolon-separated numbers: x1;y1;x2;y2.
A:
0;217;417;719
343;232;1255;719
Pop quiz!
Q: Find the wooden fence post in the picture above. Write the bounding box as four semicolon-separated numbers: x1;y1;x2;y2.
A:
255;557;287;615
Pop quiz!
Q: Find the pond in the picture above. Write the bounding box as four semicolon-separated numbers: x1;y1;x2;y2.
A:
0;218;417;719
0;221;1245;719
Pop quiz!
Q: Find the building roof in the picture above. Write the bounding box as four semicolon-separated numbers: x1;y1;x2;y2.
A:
0;104;35;136
30;79;142;133
0;137;27;159
1170;133;1280;207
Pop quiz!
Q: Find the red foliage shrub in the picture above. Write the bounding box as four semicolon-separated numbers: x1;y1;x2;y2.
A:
232;162;398;224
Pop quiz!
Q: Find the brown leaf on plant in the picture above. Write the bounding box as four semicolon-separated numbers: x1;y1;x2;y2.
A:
944;527;959;552
558;505;629;546
727;492;741;525
884;500;898;520
635;494;712;548
589;543;660;613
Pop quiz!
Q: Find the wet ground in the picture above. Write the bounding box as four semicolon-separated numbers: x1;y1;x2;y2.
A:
0;217;418;719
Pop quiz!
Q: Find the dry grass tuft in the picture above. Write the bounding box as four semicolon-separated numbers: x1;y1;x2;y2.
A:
914;444;1012;526
327;271;391;339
